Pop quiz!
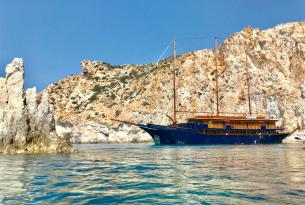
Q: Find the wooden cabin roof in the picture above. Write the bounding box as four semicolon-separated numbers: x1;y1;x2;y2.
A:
188;115;277;122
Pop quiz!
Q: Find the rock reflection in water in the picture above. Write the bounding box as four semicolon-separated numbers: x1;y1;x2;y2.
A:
0;144;304;204
0;156;26;203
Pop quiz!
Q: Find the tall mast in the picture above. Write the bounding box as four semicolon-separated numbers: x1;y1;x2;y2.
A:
245;51;252;116
172;38;177;126
214;37;220;116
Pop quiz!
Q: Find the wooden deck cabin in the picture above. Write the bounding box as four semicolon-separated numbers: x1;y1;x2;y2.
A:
186;115;284;135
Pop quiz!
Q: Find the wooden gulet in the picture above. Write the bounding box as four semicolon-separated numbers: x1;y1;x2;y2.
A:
113;36;291;145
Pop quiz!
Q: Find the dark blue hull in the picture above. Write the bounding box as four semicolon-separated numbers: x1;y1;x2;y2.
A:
139;124;288;145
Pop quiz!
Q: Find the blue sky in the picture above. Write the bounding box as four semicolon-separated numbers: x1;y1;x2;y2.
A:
0;0;305;90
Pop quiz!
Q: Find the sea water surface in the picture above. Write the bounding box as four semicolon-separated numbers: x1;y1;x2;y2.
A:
0;144;305;204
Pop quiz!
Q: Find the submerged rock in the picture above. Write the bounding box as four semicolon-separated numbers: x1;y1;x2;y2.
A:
0;58;74;154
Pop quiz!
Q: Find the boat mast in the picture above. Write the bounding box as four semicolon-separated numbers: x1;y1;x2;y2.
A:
245;51;252;116
172;38;177;126
214;37;220;116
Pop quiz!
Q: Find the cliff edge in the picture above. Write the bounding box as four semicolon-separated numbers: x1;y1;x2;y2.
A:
0;58;74;154
48;21;305;143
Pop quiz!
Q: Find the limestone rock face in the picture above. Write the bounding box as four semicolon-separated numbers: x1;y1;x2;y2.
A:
0;59;27;147
55;121;150;144
47;21;305;143
0;58;73;154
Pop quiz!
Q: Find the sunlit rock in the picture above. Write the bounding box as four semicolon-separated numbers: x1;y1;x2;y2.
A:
47;21;305;143
0;58;74;154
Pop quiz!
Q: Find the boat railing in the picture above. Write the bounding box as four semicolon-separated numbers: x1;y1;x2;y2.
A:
218;112;247;116
177;110;271;118
228;125;286;130
231;125;261;129
190;112;271;120
220;112;270;117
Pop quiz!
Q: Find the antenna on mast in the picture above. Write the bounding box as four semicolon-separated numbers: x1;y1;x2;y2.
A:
214;37;220;116
172;38;177;126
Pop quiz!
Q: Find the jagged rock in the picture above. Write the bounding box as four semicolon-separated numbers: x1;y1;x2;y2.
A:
47;21;305;143
0;78;7;106
1;58;27;147
35;92;56;138
25;87;37;135
0;78;8;144
0;58;73;154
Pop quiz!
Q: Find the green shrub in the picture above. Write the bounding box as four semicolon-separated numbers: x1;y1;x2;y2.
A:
115;110;122;117
92;85;106;93
88;93;98;103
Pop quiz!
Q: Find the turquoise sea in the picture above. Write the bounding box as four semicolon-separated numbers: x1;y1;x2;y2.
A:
0;144;305;204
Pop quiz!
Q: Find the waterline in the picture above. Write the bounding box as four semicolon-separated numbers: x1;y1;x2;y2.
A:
0;144;305;204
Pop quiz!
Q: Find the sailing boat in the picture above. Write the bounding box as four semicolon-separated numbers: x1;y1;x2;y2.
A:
114;38;290;144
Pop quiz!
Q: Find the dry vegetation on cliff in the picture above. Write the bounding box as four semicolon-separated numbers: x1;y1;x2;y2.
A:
47;21;305;143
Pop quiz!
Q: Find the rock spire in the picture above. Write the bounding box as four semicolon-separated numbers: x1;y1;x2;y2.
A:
0;58;73;154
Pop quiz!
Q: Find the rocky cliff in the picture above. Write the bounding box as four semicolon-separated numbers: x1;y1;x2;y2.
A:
47;21;305;143
0;58;73;154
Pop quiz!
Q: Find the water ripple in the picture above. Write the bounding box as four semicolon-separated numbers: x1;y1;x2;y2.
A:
0;144;305;204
